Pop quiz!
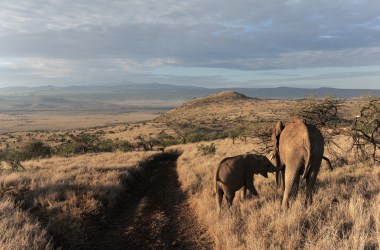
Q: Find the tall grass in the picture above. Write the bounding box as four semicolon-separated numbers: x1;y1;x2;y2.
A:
170;139;380;249
0;151;160;248
0;198;53;250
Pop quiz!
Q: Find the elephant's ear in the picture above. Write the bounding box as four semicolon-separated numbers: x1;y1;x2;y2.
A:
274;121;284;138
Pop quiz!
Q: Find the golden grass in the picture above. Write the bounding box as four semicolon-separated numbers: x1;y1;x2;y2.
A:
0;95;378;248
0;112;159;133
0;197;53;250
157;92;361;132
169;138;380;249
0;151;161;248
0;121;175;150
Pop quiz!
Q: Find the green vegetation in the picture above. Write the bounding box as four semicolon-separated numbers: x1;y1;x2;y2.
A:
55;133;135;156
0;140;51;170
197;143;217;155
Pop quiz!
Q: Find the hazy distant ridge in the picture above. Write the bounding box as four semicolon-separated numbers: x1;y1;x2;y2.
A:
1;84;379;101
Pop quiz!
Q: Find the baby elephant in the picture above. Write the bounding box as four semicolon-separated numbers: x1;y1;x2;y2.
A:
214;154;282;212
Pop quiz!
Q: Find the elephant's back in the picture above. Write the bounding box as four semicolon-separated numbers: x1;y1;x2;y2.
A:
280;119;309;145
217;156;245;189
279;120;313;165
280;120;324;163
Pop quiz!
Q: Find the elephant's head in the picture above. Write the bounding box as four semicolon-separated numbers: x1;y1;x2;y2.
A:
271;121;284;167
253;155;284;178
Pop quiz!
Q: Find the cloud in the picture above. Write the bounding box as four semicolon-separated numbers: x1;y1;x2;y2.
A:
0;0;379;86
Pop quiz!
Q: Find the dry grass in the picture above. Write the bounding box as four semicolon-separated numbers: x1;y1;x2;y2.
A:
0;121;175;150
157;92;296;129
0;197;53;250
157;92;362;132
0;111;159;133
169;138;380;249
0;94;378;249
0;151;161;249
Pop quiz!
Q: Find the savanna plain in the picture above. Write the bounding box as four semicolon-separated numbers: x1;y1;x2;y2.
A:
0;91;379;249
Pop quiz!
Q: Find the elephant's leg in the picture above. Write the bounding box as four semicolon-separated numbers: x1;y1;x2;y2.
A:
290;173;300;197
247;183;259;196
276;169;285;192
305;167;319;206
241;186;247;200
225;191;235;208
216;186;224;212
282;169;298;209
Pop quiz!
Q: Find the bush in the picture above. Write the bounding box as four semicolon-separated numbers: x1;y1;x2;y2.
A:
54;133;135;155
0;149;24;170
96;139;117;152
54;133;104;156
295;95;342;128
0;140;51;170
21;140;51;159
117;140;134;152
197;143;217;155
228;129;241;144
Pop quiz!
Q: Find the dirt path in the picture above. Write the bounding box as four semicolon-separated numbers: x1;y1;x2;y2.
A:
83;155;213;249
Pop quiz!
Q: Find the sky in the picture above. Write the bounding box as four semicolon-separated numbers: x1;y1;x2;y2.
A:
0;0;380;88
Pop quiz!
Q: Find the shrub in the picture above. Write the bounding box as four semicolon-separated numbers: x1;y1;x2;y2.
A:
0;140;51;170
197;143;216;155
54;133;117;156
21;140;51;159
228;129;242;144
295;95;342;128
0;149;24;170
96;139;117;152
117;140;134;152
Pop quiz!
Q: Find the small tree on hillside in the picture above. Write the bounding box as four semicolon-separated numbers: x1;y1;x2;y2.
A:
295;95;342;128
251;122;273;153
351;98;380;163
228;129;241;144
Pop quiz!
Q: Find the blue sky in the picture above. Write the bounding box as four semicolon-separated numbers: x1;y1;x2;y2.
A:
0;0;379;88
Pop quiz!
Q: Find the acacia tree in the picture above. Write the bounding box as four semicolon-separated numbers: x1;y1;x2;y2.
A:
248;122;273;154
295;96;343;170
295;95;341;128
351;98;380;163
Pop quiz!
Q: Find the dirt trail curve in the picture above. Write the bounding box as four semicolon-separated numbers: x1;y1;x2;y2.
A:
83;154;214;250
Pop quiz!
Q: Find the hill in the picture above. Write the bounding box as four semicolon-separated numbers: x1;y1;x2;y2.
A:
180;91;253;106
156;91;296;131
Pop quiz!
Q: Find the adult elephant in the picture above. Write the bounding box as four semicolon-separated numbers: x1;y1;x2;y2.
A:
272;119;324;208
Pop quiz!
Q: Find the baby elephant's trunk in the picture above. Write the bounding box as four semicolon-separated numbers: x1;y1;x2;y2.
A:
267;164;284;173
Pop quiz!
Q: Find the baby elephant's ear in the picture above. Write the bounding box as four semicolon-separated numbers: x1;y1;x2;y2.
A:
260;171;268;178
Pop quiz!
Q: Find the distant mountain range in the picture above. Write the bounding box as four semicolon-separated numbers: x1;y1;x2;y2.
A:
1;83;379;101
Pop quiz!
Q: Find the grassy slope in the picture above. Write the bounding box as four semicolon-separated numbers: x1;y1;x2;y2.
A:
168;139;380;249
0;151;160;248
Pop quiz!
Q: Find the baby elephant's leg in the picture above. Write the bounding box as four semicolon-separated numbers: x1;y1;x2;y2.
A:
216;186;224;213
241;186;247;200
225;190;236;208
247;181;259;196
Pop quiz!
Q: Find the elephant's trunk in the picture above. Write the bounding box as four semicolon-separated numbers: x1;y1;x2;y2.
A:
267;164;284;173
